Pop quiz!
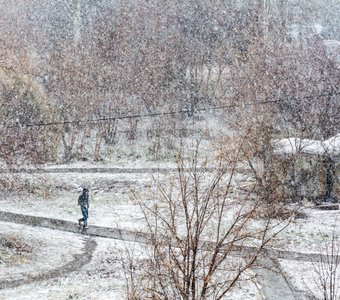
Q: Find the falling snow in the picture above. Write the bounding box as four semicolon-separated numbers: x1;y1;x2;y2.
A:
0;1;339;299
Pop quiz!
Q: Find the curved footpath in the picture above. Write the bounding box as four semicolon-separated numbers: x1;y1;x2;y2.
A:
0;210;333;262
0;210;333;299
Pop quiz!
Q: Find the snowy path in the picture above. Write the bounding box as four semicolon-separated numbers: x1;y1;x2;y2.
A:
0;210;335;299
254;258;299;300
0;210;335;263
8;167;186;174
7;166;249;174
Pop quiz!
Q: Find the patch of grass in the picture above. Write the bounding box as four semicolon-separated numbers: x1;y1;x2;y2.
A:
2;236;32;253
0;234;33;265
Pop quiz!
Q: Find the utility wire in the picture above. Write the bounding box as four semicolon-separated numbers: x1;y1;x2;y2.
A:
5;90;340;129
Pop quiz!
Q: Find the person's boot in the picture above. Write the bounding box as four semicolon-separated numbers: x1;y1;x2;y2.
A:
78;219;82;227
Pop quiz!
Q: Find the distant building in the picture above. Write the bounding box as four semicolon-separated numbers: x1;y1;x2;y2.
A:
271;134;340;203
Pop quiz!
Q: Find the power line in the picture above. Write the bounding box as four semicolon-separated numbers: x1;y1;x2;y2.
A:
6;90;340;129
197;91;340;113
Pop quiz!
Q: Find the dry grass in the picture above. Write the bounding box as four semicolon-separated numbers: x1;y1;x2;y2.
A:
0;234;33;265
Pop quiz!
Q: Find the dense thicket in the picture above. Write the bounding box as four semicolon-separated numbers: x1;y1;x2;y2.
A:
0;0;339;164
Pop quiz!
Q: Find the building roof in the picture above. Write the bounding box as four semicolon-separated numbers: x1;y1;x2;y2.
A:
272;134;340;156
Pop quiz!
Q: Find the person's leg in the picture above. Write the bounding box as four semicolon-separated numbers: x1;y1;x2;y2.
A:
81;206;89;227
84;207;89;227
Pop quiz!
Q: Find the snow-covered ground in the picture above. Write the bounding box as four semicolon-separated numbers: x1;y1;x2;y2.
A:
0;226;261;300
1;168;338;254
0;221;85;283
277;208;340;254
0;234;130;300
279;258;340;300
0;160;339;299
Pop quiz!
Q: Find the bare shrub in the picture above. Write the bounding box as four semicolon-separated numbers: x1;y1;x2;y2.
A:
307;228;340;300
0;172;55;198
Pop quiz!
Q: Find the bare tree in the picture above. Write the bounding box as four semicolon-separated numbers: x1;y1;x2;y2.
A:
127;140;292;299
0;63;61;168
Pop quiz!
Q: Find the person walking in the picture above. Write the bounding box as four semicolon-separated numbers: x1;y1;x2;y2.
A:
78;188;89;229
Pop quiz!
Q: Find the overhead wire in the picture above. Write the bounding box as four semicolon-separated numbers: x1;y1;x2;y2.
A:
3;90;340;129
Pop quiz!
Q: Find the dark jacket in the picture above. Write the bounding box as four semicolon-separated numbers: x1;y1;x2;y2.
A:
78;190;89;208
